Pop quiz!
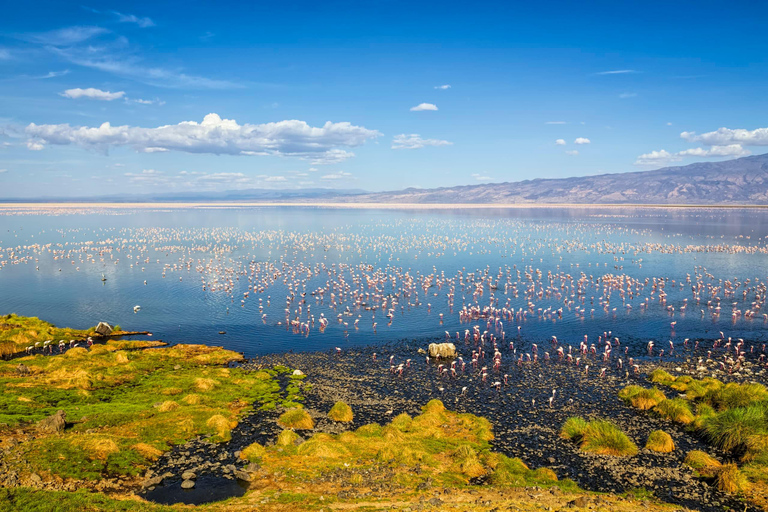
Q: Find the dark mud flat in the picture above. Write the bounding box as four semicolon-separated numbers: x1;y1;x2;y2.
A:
141;336;766;511
244;338;766;512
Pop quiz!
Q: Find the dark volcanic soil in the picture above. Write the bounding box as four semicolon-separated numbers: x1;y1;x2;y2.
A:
143;337;767;511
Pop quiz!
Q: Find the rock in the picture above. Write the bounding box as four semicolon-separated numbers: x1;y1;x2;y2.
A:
142;476;164;488
244;462;261;472
567;497;589;508
234;469;252;482
16;364;30;376
181;479;195;489
37;410;66;434
94;322;113;336
29;473;42;485
181;471;196;480
428;343;456;359
292;369;304;376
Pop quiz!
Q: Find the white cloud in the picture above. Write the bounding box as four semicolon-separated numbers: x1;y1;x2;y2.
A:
619;92;637;99
321;171;353;180
264;176;287;182
596;70;638;75
27;141;44;151
0;169;7;173
555;139;566;146
574;137;591;144
24;26;108;46
391;134;452;149
471;173;492;181
132;98;165;105
25;113;381;162
565;150;579;156
681;127;768;146
666;122;673;126
113;11;155;28
545;121;566;125
308;167;318;172
434;85;451;90
677;144;750;158
410;103;438;112
60;87;126;101
634;149;679;166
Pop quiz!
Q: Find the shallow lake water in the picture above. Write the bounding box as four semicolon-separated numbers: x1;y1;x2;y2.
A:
2;205;768;358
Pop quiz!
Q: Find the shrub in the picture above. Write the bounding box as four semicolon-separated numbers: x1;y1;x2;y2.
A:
654;398;695;424
645;430;675;453
327;401;353;422
278;408;314;430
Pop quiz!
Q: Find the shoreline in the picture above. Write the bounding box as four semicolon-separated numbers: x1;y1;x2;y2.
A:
2;201;768;210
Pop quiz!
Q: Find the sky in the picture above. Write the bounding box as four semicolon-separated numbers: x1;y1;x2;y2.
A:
1;0;768;198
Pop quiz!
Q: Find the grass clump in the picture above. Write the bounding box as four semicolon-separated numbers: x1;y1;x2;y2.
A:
715;463;750;493
278;408;315;430
560;417;588;441
653;398;695;425
702;402;768;460
240;441;266;461
327;401;354;422
628;387;666;410
704;382;768;411
561;417;638;456
649;369;675;385
645;430;675;453
684;450;722;477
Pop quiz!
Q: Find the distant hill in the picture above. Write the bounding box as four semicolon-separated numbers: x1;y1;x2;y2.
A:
332;153;768;205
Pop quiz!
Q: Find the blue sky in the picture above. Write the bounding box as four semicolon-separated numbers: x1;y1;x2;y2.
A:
1;0;767;198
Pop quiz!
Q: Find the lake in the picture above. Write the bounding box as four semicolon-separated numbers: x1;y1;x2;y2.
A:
2;205;767;358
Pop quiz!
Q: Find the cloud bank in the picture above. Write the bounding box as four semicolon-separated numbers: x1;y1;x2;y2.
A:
25;113;381;163
60;87;125;100
391;134;452;149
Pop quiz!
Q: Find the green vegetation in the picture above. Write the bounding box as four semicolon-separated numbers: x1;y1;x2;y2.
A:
645;430;674;453
327;401;354;422
278;408;315;430
623;371;768;497
0;317;305;481
653;398;695;425
0;314;140;358
619;385;666;410
560;417;638;456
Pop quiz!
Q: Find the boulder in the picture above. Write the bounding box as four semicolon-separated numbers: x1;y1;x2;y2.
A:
428;343;456;359
181;479;195;489
94;322;113;336
233;469;252;482
141;476;164;489
292;369;304;376
37;410;66;434
181;471;196;480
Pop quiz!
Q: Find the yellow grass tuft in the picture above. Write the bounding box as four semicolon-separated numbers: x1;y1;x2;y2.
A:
240;441;266;461
195;377;219;391
684;450;722;477
113;351;129;364
181;394;201;405
65;347;88;358
716;463;750;493
327;401;354;422
533;467;558;482
276;429;301;447
645;430;675;453
158;400;180;412
422;399;446;414
630;387;666;410
84;438;120;460
390;413;412;431
133;443;164;460
161;387;183;396
206;414;236;440
278;408;314;430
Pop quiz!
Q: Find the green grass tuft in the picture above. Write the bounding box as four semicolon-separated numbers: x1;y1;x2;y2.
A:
645;430;674;453
327;401;354;422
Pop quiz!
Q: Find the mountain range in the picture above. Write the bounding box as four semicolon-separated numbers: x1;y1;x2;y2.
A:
5;153;768;205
